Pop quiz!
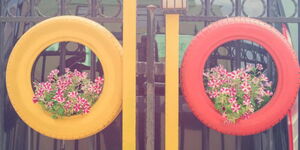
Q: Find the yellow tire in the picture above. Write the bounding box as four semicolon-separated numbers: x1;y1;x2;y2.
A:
6;16;123;140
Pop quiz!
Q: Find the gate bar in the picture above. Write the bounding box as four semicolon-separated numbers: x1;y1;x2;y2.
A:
165;14;179;150
123;0;137;150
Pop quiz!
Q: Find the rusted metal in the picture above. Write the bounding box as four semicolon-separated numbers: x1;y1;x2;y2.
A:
145;5;156;150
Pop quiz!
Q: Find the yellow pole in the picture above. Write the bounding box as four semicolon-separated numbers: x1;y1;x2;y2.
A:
123;0;136;150
165;14;179;150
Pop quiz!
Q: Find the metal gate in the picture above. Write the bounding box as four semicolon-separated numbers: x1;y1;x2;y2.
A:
0;0;299;150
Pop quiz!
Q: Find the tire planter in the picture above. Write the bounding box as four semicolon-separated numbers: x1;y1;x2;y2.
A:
6;16;123;140
181;17;299;135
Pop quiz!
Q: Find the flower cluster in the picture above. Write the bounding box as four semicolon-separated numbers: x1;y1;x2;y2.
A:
204;64;273;123
33;68;104;119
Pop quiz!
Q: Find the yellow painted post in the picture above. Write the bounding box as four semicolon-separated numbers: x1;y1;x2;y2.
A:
123;0;136;150
165;14;179;150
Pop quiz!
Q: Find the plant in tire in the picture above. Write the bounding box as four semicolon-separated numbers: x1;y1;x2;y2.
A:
32;68;104;119
203;64;273;123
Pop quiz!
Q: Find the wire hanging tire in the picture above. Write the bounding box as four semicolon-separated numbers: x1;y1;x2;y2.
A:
6;16;123;140
180;17;299;135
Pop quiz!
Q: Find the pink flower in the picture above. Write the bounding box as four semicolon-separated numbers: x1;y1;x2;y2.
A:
55;89;63;97
207;79;217;88
73;103;81;112
229;88;237;97
231;103;241;112
83;108;90;113
51;69;59;75
83;103;91;109
88;84;103;94
36;89;44;97
77;97;88;105
56;97;65;103
241;72;250;81
32;96;38;103
68;91;78;98
243;94;252;106
64;101;72;109
81;72;88;79
53;89;65;103
47;69;59;82
256;64;263;70
228;70;239;79
241;82;251;94
42;82;52;92
215;65;227;76
93;85;103;94
74;69;88;79
83;103;91;114
74;69;81;77
265;81;272;87
65;68;70;73
243;98;251;106
243;94;250;101
208;91;219;99
220;87;230;95
260;74;268;82
57;79;67;90
95;76;104;85
228;97;237;104
265;90;273;96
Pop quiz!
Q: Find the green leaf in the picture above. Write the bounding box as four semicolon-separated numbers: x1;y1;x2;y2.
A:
57;107;65;116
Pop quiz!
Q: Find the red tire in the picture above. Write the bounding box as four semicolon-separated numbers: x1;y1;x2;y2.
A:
180;17;299;135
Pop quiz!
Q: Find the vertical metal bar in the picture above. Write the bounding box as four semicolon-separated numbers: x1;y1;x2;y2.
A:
0;0;5;149
266;1;274;149
29;0;35;16
59;43;66;74
145;5;156;150
155;97;161;150
30;130;34;150
90;0;97;80
267;0;271;17
27;128;31;150
35;133;40;150
12;127;16;150
235;0;241;16
202;126;209;150
221;134;225;150
89;1;98;149
123;0;137;149
59;0;67;76
204;0;210;26
60;0;66;15
60;140;65;150
96;134;101;149
41;56;46;82
74;140;79;150
235;41;241;69
165;13;179;150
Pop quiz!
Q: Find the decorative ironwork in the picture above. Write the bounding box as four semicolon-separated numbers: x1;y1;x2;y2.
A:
97;0;123;18
287;0;298;17
210;0;235;17
242;0;266;17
